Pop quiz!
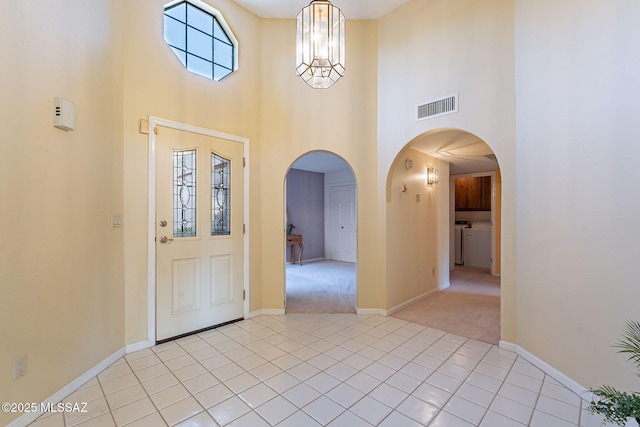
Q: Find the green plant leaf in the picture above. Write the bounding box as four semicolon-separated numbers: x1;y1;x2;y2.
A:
589;386;640;426
587;321;640;425
616;320;640;377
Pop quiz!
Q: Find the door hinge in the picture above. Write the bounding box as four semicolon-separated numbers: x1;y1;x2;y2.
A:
243;157;246;167
153;126;158;135
243;223;246;234
243;290;246;300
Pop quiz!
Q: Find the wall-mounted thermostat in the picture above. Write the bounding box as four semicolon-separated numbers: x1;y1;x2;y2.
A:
53;97;75;131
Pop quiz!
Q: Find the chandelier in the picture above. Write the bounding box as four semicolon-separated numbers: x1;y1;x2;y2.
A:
296;0;346;89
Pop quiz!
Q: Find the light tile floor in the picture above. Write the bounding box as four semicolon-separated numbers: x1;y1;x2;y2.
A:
30;314;609;427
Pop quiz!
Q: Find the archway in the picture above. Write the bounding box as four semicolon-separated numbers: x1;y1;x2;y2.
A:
283;151;358;313
386;128;503;344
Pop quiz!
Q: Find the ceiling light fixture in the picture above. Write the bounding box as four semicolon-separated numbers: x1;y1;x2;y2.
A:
296;0;345;89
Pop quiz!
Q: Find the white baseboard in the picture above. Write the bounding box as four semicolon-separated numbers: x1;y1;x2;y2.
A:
501;340;591;403
498;340;517;352
7;348;125;427
385;282;451;316
357;308;386;315
246;310;262;319
290;257;326;265
250;309;285;316
125;340;153;354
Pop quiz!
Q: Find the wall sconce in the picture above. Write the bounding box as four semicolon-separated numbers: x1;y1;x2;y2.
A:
427;167;439;185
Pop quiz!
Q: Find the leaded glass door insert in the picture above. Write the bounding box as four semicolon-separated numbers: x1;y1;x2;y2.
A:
173;149;197;237
212;153;230;236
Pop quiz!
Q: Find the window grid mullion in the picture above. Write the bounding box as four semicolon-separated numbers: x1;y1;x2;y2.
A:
212;17;222;72
163;1;235;81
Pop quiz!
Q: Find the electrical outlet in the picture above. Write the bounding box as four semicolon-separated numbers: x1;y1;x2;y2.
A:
13;355;26;380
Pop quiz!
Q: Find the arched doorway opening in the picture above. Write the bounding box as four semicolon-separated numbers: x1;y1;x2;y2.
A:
386;129;502;344
284;151;357;313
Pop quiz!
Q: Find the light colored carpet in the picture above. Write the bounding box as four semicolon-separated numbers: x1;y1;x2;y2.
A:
391;267;501;345
286;260;356;314
286;262;500;344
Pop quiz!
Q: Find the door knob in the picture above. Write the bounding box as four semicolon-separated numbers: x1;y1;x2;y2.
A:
159;236;174;243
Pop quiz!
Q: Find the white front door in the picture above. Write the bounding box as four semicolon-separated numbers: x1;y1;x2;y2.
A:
328;184;356;262
156;126;244;341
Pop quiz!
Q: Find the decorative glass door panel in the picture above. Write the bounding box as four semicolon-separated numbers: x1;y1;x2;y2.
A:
211;153;230;236
173;149;197;237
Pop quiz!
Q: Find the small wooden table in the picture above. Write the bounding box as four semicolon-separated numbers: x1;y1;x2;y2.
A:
286;234;303;265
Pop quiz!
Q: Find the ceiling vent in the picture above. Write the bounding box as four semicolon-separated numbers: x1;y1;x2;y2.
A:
416;93;458;121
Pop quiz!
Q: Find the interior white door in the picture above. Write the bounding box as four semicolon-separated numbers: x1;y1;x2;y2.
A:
156;126;244;341
328;184;356;262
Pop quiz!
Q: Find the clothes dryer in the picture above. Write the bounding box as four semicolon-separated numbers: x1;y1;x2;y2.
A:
463;222;491;268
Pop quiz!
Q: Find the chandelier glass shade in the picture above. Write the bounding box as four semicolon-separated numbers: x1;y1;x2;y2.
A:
296;0;345;89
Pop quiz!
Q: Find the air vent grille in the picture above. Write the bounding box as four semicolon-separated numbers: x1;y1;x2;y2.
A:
416;93;458;121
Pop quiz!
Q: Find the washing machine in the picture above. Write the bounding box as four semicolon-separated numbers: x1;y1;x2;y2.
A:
463;222;492;268
454;220;469;265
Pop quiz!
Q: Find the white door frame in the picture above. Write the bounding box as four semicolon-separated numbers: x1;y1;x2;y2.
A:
147;116;250;344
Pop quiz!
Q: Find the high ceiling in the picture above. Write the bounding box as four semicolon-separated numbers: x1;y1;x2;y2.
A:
409;130;498;175
230;0;411;20
236;1;499;175
291;131;498;176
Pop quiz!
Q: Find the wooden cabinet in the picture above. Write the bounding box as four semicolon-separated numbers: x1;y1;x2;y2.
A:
455;176;492;211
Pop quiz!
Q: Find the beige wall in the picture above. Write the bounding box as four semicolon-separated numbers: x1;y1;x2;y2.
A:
121;0;263;344
386;150;450;309
377;0;517;339
258;19;381;311
0;1;125;425
515;0;640;391
494;170;502;274
121;6;380;340
4;1;639;420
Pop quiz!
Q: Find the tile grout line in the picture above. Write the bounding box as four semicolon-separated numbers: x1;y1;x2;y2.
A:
122;354;170;426
263;316;379;425
482;353;531;427
290;318;484;426
192;328;275;426
95;371;120;427
30;314;592;427
451;338;495;427
263;315;391;425
436;336;495;426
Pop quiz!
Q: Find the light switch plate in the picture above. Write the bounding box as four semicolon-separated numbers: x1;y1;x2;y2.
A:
111;214;122;228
